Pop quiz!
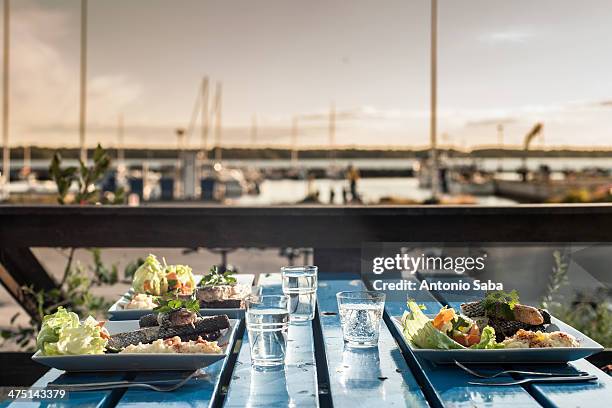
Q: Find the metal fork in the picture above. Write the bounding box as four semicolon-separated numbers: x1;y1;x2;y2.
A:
48;370;200;392
469;374;598;386
454;361;590;379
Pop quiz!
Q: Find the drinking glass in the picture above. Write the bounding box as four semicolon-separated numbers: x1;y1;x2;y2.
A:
281;265;317;322
246;294;289;367
336;291;386;347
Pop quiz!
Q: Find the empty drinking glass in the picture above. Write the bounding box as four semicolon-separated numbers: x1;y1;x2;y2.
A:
281;265;317;322
336;291;386;347
246;294;289;368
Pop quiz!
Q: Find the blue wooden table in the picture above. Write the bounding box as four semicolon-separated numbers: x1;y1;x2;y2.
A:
6;273;611;408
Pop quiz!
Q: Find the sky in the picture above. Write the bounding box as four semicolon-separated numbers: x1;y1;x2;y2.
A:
3;0;612;149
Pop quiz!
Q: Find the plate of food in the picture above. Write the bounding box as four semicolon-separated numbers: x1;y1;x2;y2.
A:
32;306;239;372
393;291;603;363
108;254;255;320
196;266;255;309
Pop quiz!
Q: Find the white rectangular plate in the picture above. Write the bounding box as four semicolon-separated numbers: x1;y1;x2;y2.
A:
108;274;256;320
32;318;240;372
392;315;604;363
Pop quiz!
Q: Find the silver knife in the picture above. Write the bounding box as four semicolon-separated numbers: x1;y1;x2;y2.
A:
469;375;598;386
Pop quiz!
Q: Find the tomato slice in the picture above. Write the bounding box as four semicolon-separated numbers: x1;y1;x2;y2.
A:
465;324;481;347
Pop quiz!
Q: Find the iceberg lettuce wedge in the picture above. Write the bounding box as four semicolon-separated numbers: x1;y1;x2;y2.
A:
401;301;464;349
401;301;503;350
132;254;167;295
36;308;108;356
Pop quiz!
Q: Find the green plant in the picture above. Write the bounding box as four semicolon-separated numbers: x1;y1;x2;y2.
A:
49;143;125;205
89;248;119;285
124;257;145;281
540;250;570;310
0;252;116;351
0;145;130;351
540;250;612;347
552;303;612;348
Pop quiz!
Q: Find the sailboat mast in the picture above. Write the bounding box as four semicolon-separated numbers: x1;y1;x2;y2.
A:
429;0;439;198
201;76;209;160
117;113;125;172
251;114;257;146
291;116;298;165
497;124;504;169
2;0;9;186
79;0;88;163
214;82;222;162
329;102;336;163
23;145;30;175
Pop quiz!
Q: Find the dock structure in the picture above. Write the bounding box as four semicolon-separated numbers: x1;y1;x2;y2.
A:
495;178;612;202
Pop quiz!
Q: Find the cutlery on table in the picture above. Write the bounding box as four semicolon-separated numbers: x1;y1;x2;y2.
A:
48;370;200;392
468;375;598;386
454;360;590;379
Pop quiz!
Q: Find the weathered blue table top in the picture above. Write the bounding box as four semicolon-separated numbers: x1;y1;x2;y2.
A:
7;273;611;408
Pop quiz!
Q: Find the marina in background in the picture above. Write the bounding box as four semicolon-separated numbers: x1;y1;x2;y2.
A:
1;149;612;205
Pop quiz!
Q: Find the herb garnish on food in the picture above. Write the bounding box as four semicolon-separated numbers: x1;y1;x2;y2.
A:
153;296;200;314
199;266;237;286
482;290;519;320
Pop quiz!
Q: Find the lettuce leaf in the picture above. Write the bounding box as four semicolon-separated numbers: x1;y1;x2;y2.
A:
53;316;107;355
164;264;196;293
401;301;504;350
401;301;464;349
36;308;107;356
132;254;167;295
36;307;79;354
469;325;502;349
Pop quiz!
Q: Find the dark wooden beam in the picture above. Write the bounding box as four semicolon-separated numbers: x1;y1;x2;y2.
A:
1;205;611;317
1;205;612;248
0;263;40;319
0;248;59;319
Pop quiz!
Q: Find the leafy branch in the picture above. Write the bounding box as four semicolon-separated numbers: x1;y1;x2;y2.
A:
49;144;125;205
540;250;570;310
539;249;611;347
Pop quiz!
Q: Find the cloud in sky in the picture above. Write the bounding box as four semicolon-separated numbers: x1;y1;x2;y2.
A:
21;99;612;149
479;29;534;44
10;2;142;147
5;1;612;149
466;117;518;127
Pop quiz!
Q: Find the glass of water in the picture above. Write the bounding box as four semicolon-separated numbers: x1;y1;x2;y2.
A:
281;265;317;322
246;294;289;368
336;291;386;348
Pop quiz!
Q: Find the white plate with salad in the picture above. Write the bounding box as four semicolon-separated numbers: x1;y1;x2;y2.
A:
108;254;255;320
393;293;603;363
32;307;240;372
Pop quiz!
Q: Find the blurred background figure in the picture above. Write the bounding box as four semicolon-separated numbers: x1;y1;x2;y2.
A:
347;164;361;203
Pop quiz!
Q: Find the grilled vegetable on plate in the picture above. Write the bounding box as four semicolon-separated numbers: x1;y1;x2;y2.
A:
393;290;603;363
108;256;255;320
32;306;238;372
196;266;252;309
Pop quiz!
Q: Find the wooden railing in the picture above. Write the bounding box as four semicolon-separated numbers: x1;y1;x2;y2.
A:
1;204;612;317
